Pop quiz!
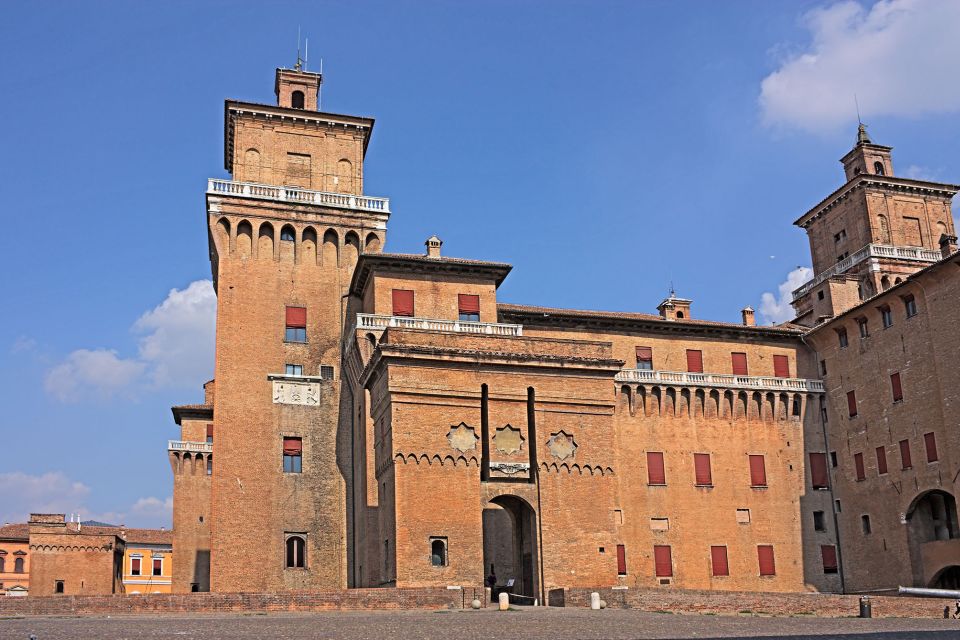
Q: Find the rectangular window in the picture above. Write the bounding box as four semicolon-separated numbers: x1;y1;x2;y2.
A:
858;318;869;338
835;499;842;513
686;349;703;373
846;390;858;417
862;514;872;534
773;354;790;378
903;216;923;246
647;451;666;485
131;557;141;576
736;508;751;524
153;558;162;576
757;545;776;576
616;544;627;576
283;437;303;473
854;452;865;481
286;152;311;182
820;359;827;376
749;455;767;487
813;510;825;532
635;346;653;370
457;294;480;322
285;364;303;376
821;545;838;574
876;446;888;475
694;453;712;486
925;432;939;463
890;372;903;403
904;294;917;317
830;451;838;467
284;306;307;342
206;423;213;444
837;328;849;348
731;352;748;376
711;545;729;577
821;406;829;424
392;289;415;317
810;453;829;489
899;439;912;470
880;305;893;328
653;545;673;577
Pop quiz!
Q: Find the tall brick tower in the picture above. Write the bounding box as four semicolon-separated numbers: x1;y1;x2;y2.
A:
204;65;389;591
791;124;957;324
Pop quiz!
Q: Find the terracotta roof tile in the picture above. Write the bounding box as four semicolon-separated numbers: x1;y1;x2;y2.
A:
0;523;28;540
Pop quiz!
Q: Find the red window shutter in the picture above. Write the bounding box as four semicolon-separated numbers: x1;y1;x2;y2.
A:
636;346;653;364
647;452;666;485
757;545;776;576
153;558;162;575
773;355;790;378
710;545;729;576
809;452;828;489
875;446;888;475
846;390;858;417
457;294;480;314
686;349;703;373
616;544;627;575
653;545;673;577
749;455;767;487
924;433;938;463
283;437;302;456
206;424;214;438
694;453;712;486
890;373;903;402
899;439;912;469
821;545;838;573
285;306;307;328
854;453;865;481
731;352;748;376
392;289;415;317
131;558;140;574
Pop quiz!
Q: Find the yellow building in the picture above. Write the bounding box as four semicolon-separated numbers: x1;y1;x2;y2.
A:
120;528;173;594
0;523;29;596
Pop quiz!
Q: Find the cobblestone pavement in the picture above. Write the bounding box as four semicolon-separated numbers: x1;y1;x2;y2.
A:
2;608;959;640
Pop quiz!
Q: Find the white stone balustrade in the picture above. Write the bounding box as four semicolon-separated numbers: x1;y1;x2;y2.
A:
615;369;825;393
168;440;213;453
207;179;390;214
356;313;523;337
792;243;941;301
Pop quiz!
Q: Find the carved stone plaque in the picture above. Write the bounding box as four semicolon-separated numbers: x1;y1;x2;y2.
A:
547;431;577;460
272;381;320;406
447;423;478;452
494;424;524;454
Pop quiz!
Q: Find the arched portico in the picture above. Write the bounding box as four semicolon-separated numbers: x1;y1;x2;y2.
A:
482;495;539;600
905;490;960;586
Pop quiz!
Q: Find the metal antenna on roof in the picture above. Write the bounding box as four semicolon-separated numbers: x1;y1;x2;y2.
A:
854;94;862;125
295;26;303;71
318;57;323;110
304;38;308;71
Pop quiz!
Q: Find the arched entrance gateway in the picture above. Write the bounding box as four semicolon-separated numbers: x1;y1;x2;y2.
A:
482;495;539;601
904;490;960;587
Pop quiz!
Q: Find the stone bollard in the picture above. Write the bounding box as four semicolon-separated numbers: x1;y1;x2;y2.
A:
471;598;482;610
590;592;601;610
499;592;510;611
485;587;492;606
859;596;871;619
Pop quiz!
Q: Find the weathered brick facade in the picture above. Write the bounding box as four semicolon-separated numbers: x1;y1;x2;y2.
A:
154;67;958;601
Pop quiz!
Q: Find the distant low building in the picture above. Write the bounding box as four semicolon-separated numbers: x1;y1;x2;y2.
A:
0;523;29;596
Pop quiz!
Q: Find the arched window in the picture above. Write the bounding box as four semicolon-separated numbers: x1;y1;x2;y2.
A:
286;535;306;568
430;538;448;566
55;580;64;594
874;161;885;176
676;311;685;319
291;90;305;109
206;455;213;476
881;276;891;291
0;556;4;572
280;225;296;242
877;214;891;243
854;166;862;175
15;557;24;573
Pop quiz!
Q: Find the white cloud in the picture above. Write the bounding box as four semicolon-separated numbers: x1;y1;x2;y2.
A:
759;266;813;324
44;280;215;402
902;164;943;181
0;471;172;529
10;336;37;354
760;0;960;133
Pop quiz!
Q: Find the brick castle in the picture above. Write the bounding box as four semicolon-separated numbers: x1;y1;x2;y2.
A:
11;64;959;599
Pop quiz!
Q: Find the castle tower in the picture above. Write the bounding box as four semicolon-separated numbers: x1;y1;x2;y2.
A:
203;66;389;591
790;125;957;325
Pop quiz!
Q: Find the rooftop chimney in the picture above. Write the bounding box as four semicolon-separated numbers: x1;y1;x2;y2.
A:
741;306;756;327
939;233;957;259
425;235;442;258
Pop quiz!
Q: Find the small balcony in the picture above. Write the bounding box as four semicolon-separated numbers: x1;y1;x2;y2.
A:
615;369;825;393
356;313;523;337
207;179;390;214
168;440;213;454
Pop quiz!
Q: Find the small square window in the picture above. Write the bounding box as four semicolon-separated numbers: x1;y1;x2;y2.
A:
736;509;751;524
285;364;303;376
285;327;307;343
817;290;825;301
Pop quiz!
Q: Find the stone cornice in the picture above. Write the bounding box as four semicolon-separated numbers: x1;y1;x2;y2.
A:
349;253;513;298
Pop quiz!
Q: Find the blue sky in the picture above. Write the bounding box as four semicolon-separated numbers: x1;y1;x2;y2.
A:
2;0;958;527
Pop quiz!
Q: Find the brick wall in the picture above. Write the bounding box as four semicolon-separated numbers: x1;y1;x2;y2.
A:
558;586;955;618
0;587;475;616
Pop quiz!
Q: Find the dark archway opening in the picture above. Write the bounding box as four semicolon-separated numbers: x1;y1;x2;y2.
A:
906;490;960;586
482;495;539;601
931;566;960;589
